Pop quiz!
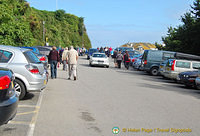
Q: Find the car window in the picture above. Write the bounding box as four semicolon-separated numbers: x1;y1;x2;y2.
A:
23;51;41;63
0;50;13;63
163;52;174;60
176;61;190;68
192;62;200;69
93;54;106;58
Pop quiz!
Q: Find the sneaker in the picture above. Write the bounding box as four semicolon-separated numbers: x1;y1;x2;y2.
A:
68;78;71;80
74;76;76;81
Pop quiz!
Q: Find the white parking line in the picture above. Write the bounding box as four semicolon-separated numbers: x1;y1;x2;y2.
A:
26;90;44;136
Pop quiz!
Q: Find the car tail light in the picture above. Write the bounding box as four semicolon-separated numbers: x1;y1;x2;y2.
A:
26;64;39;74
40;56;46;61
171;60;176;71
132;59;135;62
144;60;147;65
0;76;11;90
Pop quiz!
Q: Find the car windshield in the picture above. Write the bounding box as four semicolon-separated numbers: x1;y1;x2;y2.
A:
93;54;106;58
23;51;41;63
89;49;98;53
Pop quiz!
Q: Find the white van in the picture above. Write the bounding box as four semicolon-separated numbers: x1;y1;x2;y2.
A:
163;59;200;80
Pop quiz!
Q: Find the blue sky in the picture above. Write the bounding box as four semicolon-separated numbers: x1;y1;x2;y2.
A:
26;0;194;48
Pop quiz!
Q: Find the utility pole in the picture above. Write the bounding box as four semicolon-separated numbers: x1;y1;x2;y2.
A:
43;21;45;45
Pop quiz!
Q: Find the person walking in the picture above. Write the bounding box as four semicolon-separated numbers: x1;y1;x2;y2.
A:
116;51;123;68
48;46;60;79
62;47;68;71
113;50;118;67
124;51;130;69
66;46;78;80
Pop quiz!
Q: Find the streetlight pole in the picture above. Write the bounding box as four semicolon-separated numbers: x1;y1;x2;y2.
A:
43;21;45;45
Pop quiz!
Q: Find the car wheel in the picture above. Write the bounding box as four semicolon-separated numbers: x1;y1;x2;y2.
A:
150;67;159;76
106;66;109;68
15;79;26;100
195;84;200;90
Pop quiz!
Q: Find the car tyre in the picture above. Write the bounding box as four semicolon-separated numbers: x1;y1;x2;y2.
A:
106;66;109;68
15;79;26;100
150;67;159;76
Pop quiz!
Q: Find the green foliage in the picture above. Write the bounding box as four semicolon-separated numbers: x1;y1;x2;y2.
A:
162;0;200;55
0;0;91;49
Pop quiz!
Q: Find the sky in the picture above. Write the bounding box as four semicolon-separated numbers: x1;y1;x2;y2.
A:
26;0;194;48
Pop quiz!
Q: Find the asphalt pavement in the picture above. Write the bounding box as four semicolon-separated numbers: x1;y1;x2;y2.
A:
33;56;200;136
1;56;200;136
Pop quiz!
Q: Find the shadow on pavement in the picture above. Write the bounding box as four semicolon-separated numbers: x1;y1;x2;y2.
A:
21;93;35;101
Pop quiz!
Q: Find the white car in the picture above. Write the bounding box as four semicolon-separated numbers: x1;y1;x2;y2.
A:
89;53;109;68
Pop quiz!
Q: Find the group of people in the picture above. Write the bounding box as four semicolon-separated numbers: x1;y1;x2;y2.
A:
113;50;130;69
48;46;78;81
97;47;113;57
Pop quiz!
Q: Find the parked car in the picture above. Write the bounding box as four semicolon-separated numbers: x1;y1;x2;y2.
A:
127;51;140;66
133;56;143;70
141;50;176;76
0;67;18;125
35;46;52;57
178;70;199;88
0;45;47;99
89;52;109;68
195;76;200;90
21;47;48;69
159;60;169;76
164;59;200;80
87;48;99;59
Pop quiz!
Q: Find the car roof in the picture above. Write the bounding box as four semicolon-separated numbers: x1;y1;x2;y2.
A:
0;45;29;52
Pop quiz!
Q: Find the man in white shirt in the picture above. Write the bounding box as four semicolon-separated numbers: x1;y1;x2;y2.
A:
66;46;78;80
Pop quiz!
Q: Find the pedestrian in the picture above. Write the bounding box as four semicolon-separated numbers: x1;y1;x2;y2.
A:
113;50;118;67
66;46;79;81
124;51;130;69
48;46;60;79
59;47;64;64
62;47;68;71
116;51;123;68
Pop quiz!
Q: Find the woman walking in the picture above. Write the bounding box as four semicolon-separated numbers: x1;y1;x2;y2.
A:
116;51;123;68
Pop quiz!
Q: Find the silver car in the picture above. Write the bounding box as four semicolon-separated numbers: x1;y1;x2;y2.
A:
0;45;47;99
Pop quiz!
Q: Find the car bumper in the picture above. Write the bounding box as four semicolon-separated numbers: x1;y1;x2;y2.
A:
27;73;47;92
0;94;18;125
163;72;179;80
91;61;109;66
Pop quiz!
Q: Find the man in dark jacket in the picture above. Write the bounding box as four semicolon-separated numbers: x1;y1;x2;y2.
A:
48;46;60;79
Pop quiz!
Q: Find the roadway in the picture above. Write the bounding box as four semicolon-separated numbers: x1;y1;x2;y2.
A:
1;56;200;136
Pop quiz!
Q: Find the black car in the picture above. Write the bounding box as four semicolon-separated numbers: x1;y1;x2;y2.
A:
178;70;199;88
0;67;18;125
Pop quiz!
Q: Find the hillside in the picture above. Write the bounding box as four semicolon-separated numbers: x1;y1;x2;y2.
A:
0;0;91;49
121;42;157;50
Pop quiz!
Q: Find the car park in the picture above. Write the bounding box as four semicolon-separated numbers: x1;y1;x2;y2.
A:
0;67;18;125
178;70;199;88
164;59;200;80
141;50;176;76
87;48;99;59
0;45;47;100
89;52;109;68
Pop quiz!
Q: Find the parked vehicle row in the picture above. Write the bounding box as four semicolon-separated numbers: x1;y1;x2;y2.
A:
132;49;200;90
0;45;48;100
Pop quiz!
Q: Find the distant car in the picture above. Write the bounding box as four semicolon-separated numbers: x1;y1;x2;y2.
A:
178;70;199;88
133;56;143;70
89;53;109;68
0;67;18;125
0;45;47;100
195;76;200;90
87;48;99;59
164;59;200;80
35;46;52;57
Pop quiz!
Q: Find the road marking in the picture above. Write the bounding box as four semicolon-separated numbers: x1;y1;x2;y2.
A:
9;121;30;125
18;105;39;108
26;90;44;136
16;110;38;116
